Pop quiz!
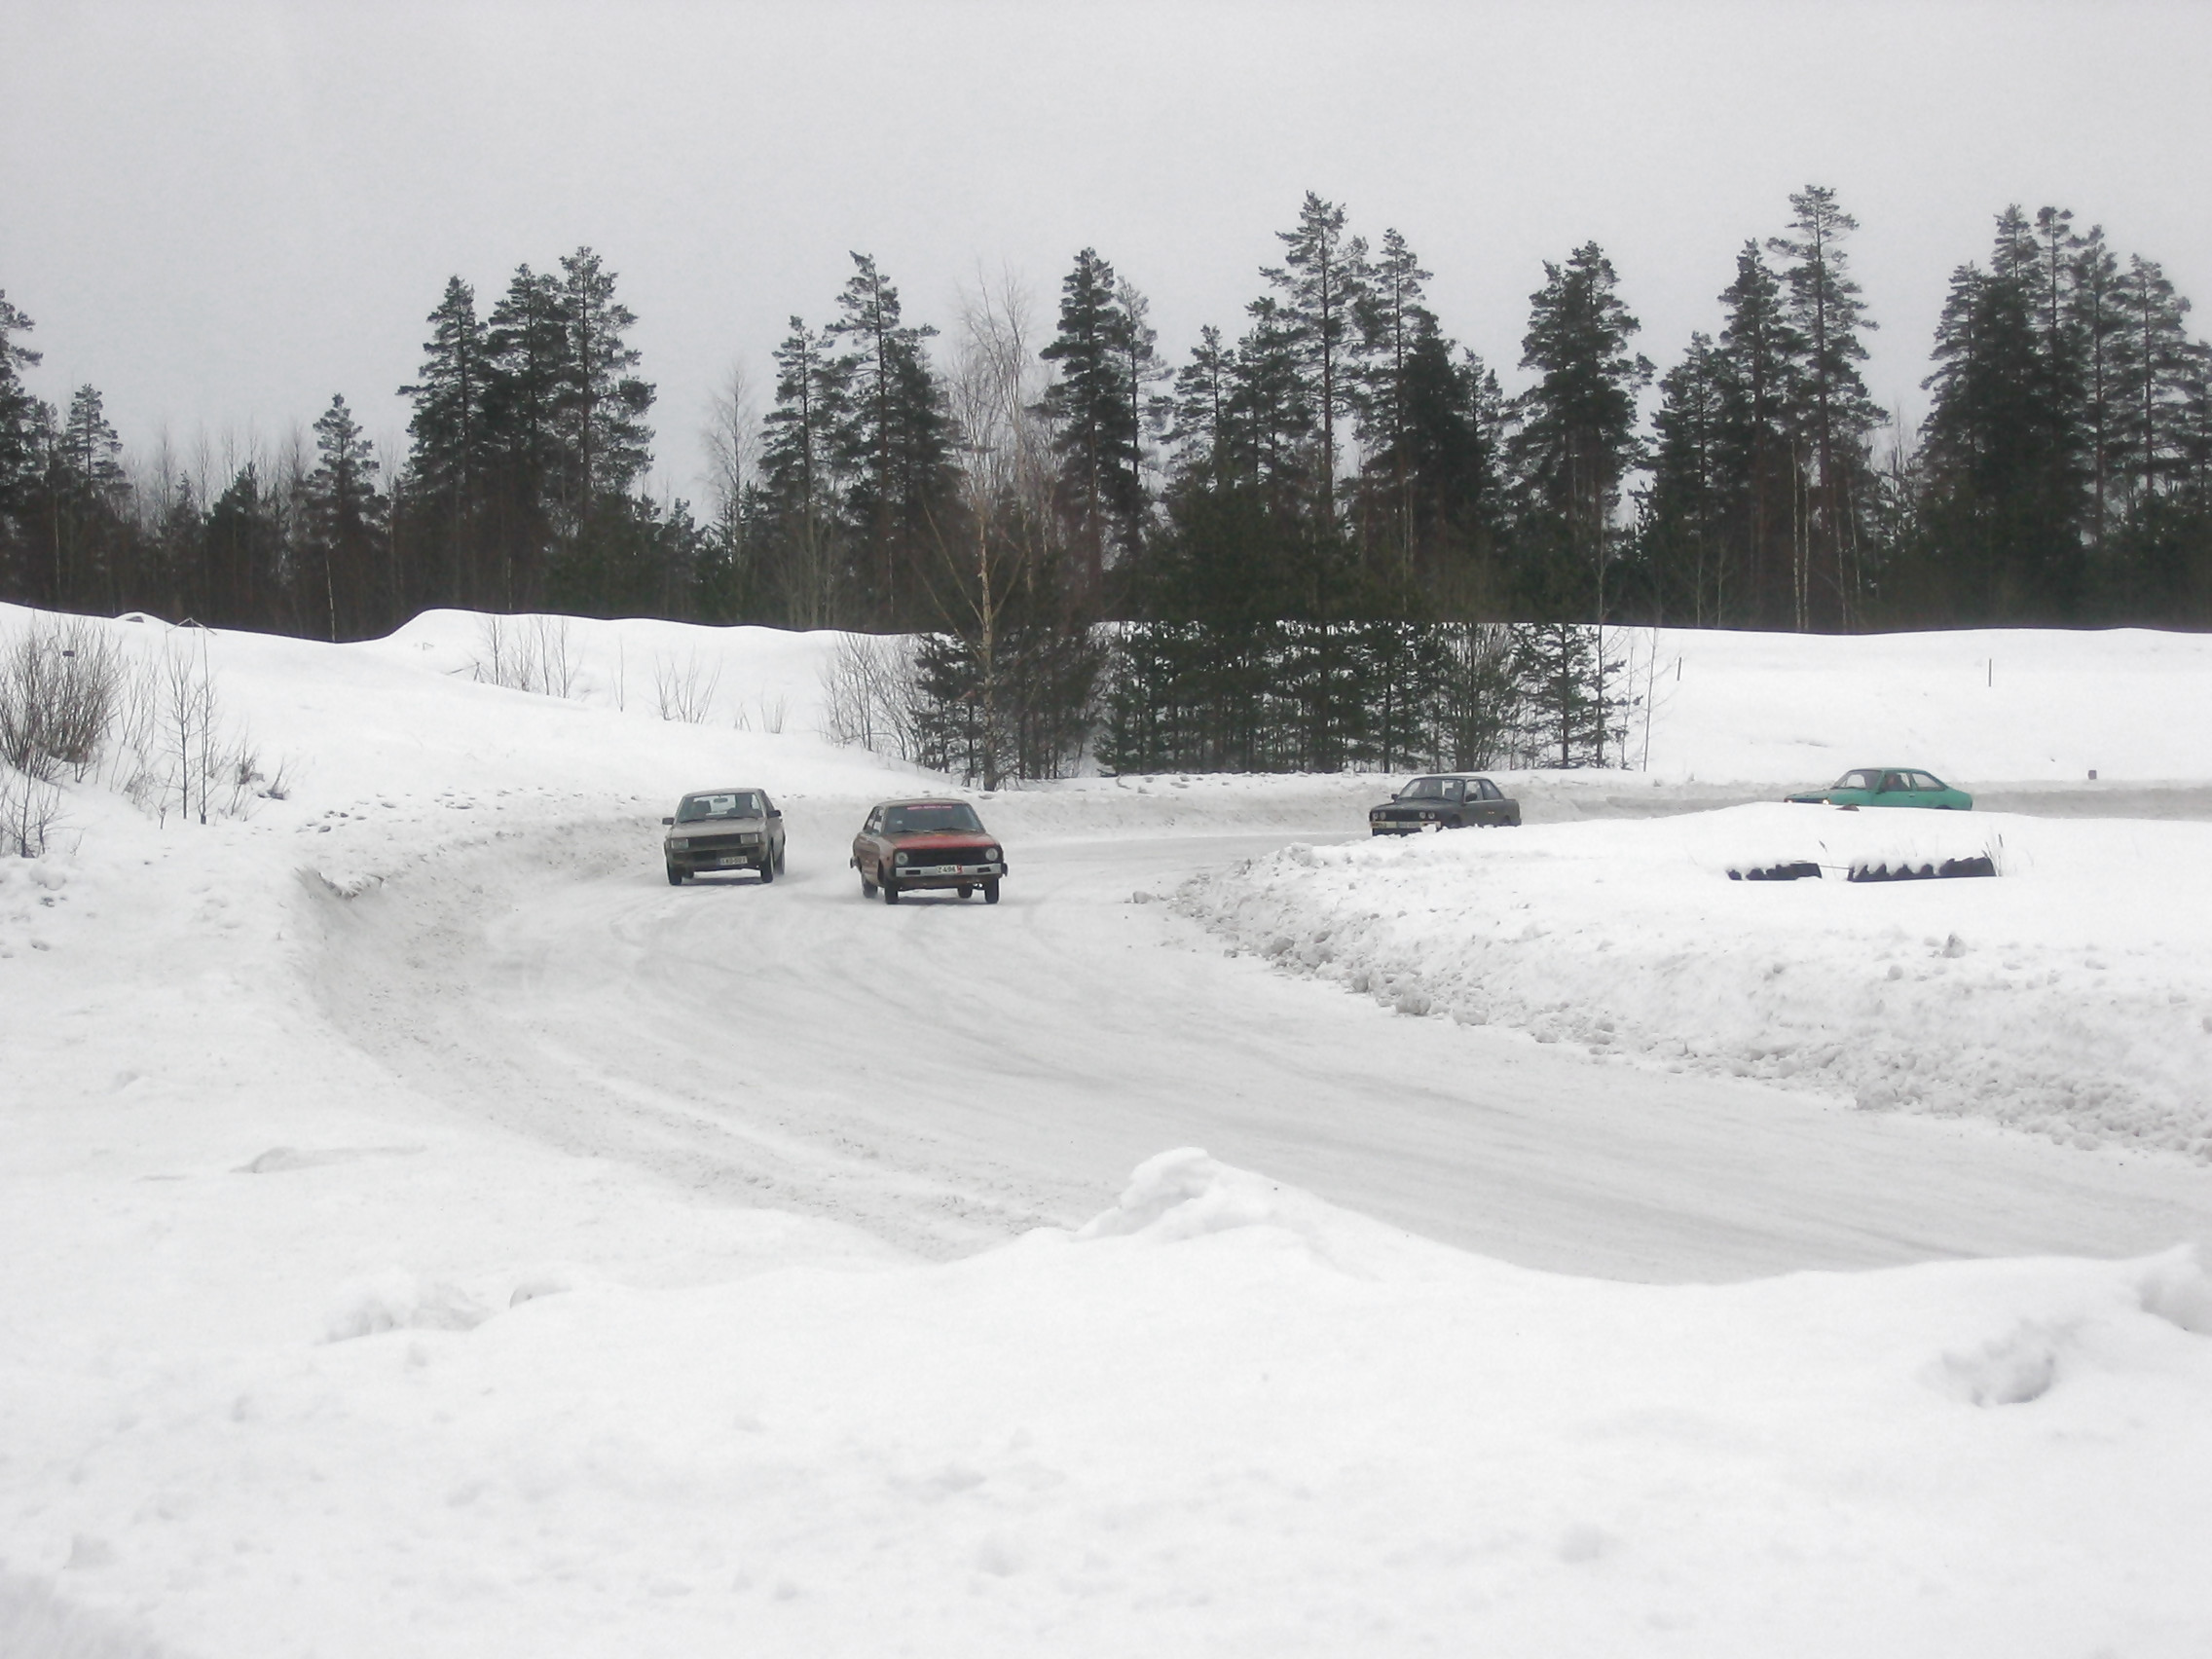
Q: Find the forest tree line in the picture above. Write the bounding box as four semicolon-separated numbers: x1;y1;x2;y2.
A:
3;188;2209;687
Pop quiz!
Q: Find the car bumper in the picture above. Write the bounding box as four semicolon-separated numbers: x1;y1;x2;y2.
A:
668;843;769;871
889;861;1005;888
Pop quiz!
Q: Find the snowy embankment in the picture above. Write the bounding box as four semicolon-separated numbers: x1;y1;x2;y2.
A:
9;1150;2212;1659
1179;804;2212;1160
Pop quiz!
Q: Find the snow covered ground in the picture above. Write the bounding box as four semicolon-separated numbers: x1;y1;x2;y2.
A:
4;603;2212;1657
1180;802;2212;1159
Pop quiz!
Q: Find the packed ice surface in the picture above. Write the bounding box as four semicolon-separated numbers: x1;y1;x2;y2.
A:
4;603;2212;1657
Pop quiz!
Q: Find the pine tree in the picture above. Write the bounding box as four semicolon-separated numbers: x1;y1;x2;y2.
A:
1112;275;1166;557
1357;227;1437;586
1261;193;1370;527
200;462;283;628
2113;254;2193;505
826;253;957;624
1767;186;1879;627
758;316;851;626
306;393;387;640
554;246;654;515
399;276;491;607
51;386;129;610
2070;225;2125;557
1643;334;1728;624
483;264;569;607
1509;242;1651;623
1160;324;1240;486
1039;249;1147;595
1712;240;1802;626
1922;241;2066;615
0;291;43;581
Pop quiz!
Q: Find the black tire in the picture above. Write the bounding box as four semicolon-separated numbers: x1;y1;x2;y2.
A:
982;878;1000;904
957;884;973;900
774;842;787;873
881;865;900;903
757;854;775;883
860;866;876;898
666;864;685;886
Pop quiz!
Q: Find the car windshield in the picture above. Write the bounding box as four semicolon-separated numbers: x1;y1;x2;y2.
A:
884;802;983;835
1399;778;1446;800
679;791;762;822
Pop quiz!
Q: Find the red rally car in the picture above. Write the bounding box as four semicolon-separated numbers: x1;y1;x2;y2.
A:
850;798;1008;905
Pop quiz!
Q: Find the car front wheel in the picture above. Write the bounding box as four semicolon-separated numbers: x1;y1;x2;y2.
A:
982;878;1000;904
666;863;685;886
881;865;900;903
757;854;775;883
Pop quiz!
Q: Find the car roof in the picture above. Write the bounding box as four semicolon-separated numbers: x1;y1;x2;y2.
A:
681;786;769;797
873;797;973;808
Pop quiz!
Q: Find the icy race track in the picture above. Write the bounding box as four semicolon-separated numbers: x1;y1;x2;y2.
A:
308;799;2212;1284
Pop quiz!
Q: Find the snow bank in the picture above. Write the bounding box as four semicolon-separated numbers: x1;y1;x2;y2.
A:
12;1153;2212;1658
1179;804;2212;1159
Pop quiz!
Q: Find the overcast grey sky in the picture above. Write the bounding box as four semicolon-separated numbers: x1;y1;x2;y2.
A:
7;0;2211;500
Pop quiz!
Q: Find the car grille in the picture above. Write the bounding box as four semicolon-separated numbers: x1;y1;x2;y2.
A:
897;849;998;871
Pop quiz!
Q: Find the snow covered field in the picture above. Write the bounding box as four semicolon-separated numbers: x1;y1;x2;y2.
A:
5;604;2212;1657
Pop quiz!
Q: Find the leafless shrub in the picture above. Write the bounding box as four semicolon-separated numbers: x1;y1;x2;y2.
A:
106;634;288;827
819;633;925;762
652;651;721;723
730;692;788;735
0;616;125;782
0;763;62;858
469;614;579;698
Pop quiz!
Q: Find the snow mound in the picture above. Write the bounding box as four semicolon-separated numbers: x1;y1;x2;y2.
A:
323;1269;492;1341
0;1568;178;1659
1075;1147;1301;1242
1180;805;2212;1158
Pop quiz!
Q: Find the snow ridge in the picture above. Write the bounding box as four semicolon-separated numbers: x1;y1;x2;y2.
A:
1177;805;2212;1161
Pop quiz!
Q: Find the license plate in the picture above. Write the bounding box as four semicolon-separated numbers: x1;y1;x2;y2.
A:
715;855;749;866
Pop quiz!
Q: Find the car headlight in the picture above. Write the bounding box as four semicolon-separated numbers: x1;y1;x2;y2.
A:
669;838;689;850
984;846;1000;862
894;850;910;864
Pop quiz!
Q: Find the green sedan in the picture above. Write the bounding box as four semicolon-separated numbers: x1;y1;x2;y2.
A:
1786;768;1973;810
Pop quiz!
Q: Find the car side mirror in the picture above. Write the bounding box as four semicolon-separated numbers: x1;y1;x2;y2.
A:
661;817;674;826
768;807;781;819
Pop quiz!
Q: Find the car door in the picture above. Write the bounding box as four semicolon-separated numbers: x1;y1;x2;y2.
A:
1471;778;1502;825
854;807;882;872
1910;771;1960;808
1438;777;1467;825
1871;771;1916;807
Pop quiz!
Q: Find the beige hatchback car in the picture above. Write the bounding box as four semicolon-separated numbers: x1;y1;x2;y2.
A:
662;788;787;884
